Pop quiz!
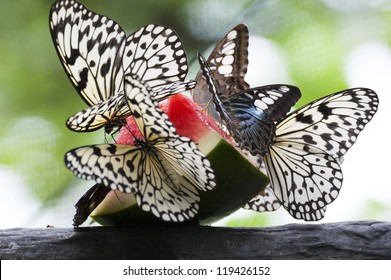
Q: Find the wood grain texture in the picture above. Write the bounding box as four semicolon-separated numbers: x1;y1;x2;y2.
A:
1;221;390;259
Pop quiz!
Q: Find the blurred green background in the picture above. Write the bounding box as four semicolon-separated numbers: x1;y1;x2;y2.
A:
1;0;390;228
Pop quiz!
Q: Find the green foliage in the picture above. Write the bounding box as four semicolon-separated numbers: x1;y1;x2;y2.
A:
224;212;270;227
358;200;391;221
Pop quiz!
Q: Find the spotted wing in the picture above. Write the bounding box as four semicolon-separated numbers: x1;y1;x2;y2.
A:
207;23;249;79
123;24;189;91
243;181;328;221
275;88;379;161
153;80;197;102
49;0;125;105
65;142;200;222
194;23;249;96
65;91;128;132
244;185;282;212
264;88;379;220
226;84;301;156
193;24;250;119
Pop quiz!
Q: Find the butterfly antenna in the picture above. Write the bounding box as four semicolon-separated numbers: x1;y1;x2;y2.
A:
110;133;117;144
113;191;125;204
104;132;111;144
122;121;140;140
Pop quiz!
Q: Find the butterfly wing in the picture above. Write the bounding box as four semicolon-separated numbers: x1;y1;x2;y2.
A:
293;206;327;221
194;23;249;96
193;24;250;119
73;183;110;227
196;53;231;120
66;91;128;132
262;88;379;220
154;137;216;192
243;170;328;221
134;148;201;222
265;143;343;219
207;23;249;79
65;144;141;193
244;185;282;212
153;80;197;102
124;74;177;139
123;24;189;90
49;0;125;105
226;85;301;156
276;88;379;161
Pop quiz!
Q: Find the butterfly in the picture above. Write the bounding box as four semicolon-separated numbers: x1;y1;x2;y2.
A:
197;53;301;156
245;88;379;221
65;74;216;222
192;23;250;121
50;0;193;134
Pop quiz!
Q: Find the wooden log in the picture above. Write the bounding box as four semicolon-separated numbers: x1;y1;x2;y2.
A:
1;221;390;259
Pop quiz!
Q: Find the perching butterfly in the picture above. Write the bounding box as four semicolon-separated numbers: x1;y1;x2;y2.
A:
245;88;379;221
192;23;250;121
49;0;192;134
197;53;301;156
65;74;216;222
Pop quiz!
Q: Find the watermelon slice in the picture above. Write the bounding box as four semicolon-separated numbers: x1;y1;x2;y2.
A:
90;94;269;225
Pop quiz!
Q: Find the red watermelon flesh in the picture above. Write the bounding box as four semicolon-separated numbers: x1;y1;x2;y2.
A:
115;94;232;145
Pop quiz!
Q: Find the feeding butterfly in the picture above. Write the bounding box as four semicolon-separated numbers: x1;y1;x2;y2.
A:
245;88;379;221
65;74;216;222
192;23;250;121
50;0;193;134
197;53;301;156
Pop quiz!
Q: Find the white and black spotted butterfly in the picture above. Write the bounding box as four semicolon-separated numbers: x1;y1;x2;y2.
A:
65;74;216;222
50;0;193;134
245;88;379;221
198;53;301;156
192;23;250;121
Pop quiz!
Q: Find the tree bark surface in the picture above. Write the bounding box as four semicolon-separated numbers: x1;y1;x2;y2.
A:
1;221;390;259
